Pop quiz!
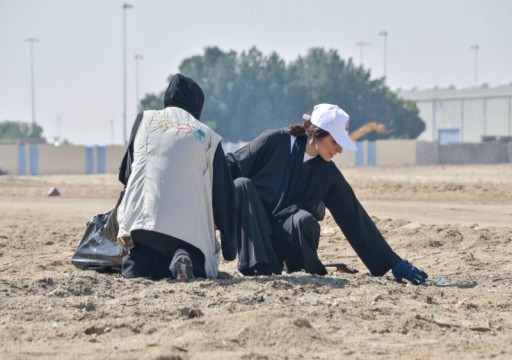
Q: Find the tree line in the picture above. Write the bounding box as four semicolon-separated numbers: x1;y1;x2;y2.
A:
139;46;425;141
1;47;424;144
0;121;45;144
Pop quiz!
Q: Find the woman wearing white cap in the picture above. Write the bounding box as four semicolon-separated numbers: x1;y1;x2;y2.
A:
226;103;428;285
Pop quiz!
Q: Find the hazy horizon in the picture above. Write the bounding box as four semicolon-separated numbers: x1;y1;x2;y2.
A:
1;0;511;145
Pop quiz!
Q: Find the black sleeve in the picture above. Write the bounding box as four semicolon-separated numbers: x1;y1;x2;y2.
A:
212;143;237;261
324;167;402;276
118;113;144;186
225;129;275;180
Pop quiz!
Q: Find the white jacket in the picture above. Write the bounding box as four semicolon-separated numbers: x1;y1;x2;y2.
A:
117;107;222;278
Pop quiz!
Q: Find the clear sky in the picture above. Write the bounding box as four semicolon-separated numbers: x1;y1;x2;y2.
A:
1;0;511;145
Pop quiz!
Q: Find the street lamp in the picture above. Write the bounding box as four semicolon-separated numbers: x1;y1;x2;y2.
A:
111;118;115;144
379;31;388;83
470;44;479;84
122;3;133;145
25;37;39;124
134;54;143;111
355;41;369;66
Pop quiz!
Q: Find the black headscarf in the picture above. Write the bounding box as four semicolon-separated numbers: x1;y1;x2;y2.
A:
118;73;205;185
164;73;204;120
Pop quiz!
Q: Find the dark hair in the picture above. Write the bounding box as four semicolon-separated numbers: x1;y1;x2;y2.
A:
288;112;330;139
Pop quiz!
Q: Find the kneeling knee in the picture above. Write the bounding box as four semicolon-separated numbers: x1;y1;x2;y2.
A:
297;213;320;233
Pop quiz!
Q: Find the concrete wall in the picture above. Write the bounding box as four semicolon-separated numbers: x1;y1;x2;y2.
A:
1;141;511;176
0;145;22;175
222;141;249;154
333;140;418;167
105;146;126;174
416;141;439;165
0;144;128;176
439;142;509;164
376;139;417;166
332;147;357;168
38;144;88;175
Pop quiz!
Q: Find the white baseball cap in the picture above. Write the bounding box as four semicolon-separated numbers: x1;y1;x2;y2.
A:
310;103;358;152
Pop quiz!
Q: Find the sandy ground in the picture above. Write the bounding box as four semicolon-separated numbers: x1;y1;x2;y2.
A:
0;164;511;359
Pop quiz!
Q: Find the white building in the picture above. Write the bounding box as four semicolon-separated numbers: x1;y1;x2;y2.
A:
397;83;512;144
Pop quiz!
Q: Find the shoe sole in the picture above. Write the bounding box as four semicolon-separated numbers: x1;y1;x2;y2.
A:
174;256;194;281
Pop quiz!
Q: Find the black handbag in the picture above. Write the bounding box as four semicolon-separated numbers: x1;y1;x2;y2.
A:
71;206;127;272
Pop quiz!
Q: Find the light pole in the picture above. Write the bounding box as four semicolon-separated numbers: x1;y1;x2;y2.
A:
379;31;388;83
122;3;133;144
134;54;143;111
25;37;39;124
355;41;369;66
56;115;61;145
470;44;479;84
111;118;115;144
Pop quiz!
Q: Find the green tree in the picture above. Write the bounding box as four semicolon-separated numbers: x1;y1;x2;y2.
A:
139;46;425;141
180;47;238;137
139;92;164;113
288;48;425;139
0;121;46;143
179;47;292;140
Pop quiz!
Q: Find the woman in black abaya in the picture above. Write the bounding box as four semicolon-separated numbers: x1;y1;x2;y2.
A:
226;103;428;285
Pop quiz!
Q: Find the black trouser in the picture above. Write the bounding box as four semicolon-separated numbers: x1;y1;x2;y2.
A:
275;209;326;275
121;230;206;280
234;178;280;275
234;177;327;276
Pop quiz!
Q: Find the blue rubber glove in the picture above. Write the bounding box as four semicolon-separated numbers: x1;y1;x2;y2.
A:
392;260;428;285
